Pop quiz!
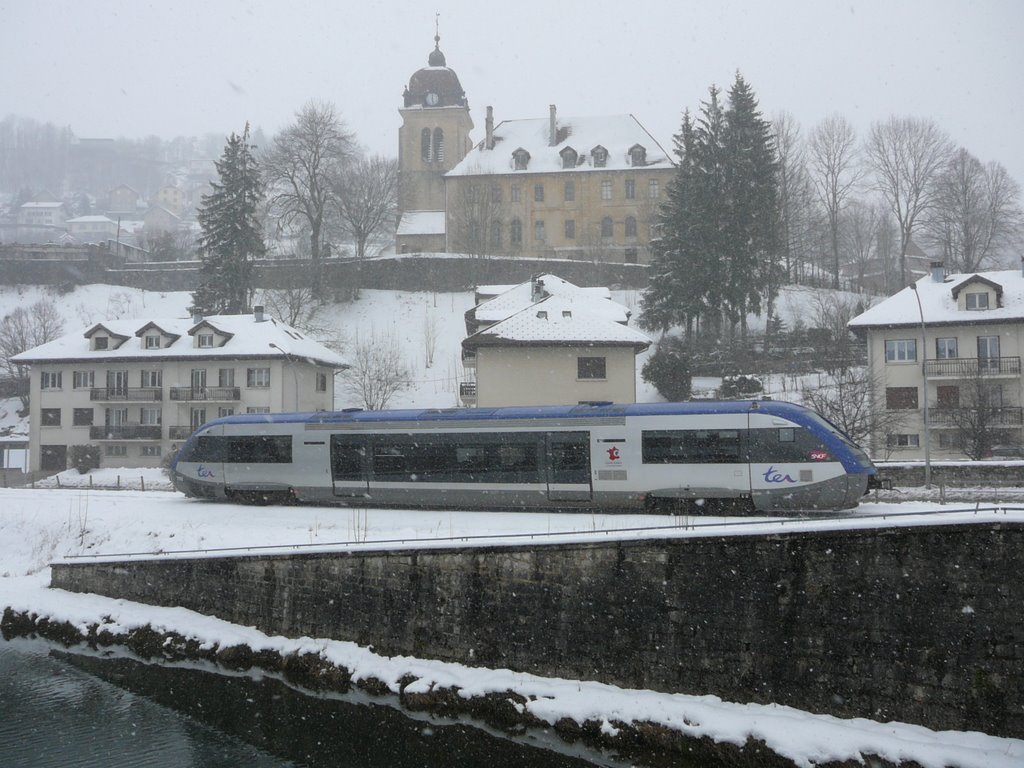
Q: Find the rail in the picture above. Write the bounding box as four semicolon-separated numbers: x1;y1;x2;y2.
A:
925;356;1021;377
90;387;163;402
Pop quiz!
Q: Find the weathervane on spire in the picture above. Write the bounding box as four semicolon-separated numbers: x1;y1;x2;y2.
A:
434;12;441;46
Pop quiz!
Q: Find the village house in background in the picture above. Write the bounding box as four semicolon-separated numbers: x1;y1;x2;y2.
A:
849;262;1024;460
461;275;651;406
395;36;674;263
12;307;347;472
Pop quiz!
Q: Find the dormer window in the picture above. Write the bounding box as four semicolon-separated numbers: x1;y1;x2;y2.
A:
513;149;530;170
94;337;109;351
145;334;161;349
591;145;608;168
629;144;647;166
965;292;990;310
560;146;578;169
198;333;215;348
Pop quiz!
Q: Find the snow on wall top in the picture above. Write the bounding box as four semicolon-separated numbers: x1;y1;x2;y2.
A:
447;113;673;176
848;269;1024;329
12;312;348;367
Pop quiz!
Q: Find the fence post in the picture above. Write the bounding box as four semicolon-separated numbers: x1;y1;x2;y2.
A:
117;475;121;490
140;476;145;492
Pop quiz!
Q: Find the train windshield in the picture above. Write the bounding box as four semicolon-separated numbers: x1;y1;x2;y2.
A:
801;410;874;470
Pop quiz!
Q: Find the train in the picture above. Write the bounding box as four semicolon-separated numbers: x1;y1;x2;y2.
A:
169;400;877;513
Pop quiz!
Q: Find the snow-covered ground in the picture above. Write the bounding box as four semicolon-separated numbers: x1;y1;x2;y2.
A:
1;483;1021;768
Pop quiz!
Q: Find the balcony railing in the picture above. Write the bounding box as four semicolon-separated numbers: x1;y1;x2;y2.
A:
461;348;477;366
90;387;163;402
168;386;241;401
168;426;194;440
459;380;477;404
925;357;1021;377
930;406;1023;426
89;425;162;440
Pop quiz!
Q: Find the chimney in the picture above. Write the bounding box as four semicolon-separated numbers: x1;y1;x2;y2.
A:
531;276;546;303
254;305;266;322
485;106;494;150
930;261;945;283
549;104;557;147
189;307;203;324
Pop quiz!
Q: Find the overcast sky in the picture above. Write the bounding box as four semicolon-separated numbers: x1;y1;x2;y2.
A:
2;0;1022;183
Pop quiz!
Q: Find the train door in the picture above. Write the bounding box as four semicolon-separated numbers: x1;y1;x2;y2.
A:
330;434;369;497
546;431;592;502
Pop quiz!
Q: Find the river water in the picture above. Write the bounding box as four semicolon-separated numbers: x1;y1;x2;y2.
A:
0;638;618;767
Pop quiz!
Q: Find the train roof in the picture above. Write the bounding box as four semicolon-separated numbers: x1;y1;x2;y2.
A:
213;400;814;427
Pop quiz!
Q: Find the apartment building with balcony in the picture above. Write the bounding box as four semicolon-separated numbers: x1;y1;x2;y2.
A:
849;263;1024;459
12;307;347;471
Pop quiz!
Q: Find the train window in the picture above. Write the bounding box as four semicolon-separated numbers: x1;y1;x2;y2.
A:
747;427;827;463
549;432;590;484
642;430;742;464
331;436;366;480
178;434;226;463
369;432;543;483
225;435;292;464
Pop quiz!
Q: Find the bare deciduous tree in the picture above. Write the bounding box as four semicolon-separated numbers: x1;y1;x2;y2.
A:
865;116;953;285
340;328;411;411
447;177;505;257
772;112;818;286
334;155;399;262
263;100;355;294
934;364;1020;460
808;114;863;289
924;148;1023;273
0;300;66;408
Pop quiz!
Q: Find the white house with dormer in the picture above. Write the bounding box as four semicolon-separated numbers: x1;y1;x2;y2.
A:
12;307;347;471
849;263;1024;459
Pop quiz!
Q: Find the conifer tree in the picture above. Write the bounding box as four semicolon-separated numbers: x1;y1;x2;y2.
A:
193;124;266;315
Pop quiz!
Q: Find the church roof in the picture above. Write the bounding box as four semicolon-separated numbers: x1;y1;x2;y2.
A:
403;35;467;109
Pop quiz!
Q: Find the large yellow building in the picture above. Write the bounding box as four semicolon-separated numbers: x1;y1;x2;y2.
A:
395;36;675;264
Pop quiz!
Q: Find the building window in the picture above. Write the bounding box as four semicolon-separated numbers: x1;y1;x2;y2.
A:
649;179;660;198
41;408;61;427
936;338;958;359
190;408;207;428
977;335;1000;360
73;370;95;389
246;406;271;414
432;128;444;162
601;217;613;238
141;370;162;388
316;372;328;392
105;444;127;457
513;149;530;170
247;367;271;388
885;387;919;410
510;218;522;245
560;147;578;169
630;145;647;166
534;184;545;202
510;184;521;203
198;333;214;348
625;216;637;238
887;434;920;449
40;371;62;390
565;220;576;239
141;446;162;457
564;180;575;202
145;335;161;349
219;368;235;387
534;221;546;241
601;180;612;201
140;407;162;425
624;179;636;199
94;337;109;350
578;357;607;379
937;385;960;409
965;292;990;310
421;128;432;161
884;339;917;363
218;407;235;418
73;408;94;427
490;185;503;203
938;432;962;450
592;146;608;167
490;225;502;248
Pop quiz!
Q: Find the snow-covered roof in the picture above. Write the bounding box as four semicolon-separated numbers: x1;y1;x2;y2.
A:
464;295;651;350
849;269;1024;330
448;113;673;177
12;313;348;367
19;202;64;209
472;274;624;327
66;215;116;224
397;210;446;236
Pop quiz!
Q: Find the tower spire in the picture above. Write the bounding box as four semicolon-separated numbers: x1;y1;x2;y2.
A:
427;13;446;66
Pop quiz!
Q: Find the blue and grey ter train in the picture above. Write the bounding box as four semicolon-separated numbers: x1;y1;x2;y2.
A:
170;400;876;513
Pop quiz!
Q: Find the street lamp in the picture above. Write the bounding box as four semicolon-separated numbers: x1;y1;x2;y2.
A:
909;284;932;488
269;343;300;412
